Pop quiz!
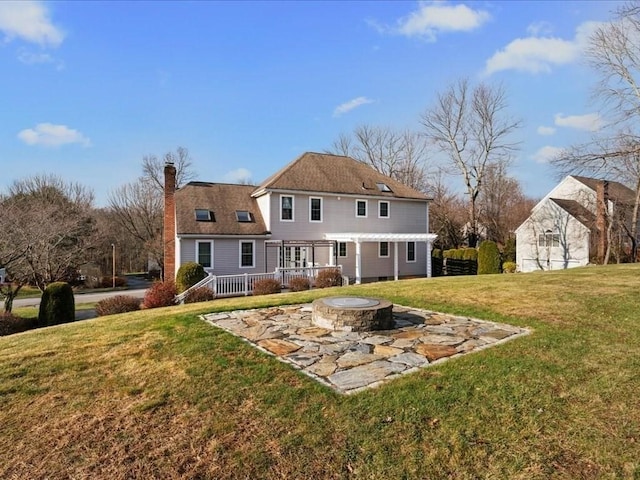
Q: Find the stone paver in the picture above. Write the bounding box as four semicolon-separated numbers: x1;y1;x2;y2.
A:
202;304;530;395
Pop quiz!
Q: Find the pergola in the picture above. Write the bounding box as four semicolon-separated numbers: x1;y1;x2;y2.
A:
324;232;438;284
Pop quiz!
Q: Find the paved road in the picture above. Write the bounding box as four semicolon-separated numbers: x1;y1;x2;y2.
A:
12;288;148;309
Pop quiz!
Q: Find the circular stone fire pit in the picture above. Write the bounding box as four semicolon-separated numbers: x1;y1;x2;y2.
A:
312;296;393;332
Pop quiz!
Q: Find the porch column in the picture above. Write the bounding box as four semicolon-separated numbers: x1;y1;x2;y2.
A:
393;241;399;281
355;240;362;284
328;243;335;266
426;240;433;278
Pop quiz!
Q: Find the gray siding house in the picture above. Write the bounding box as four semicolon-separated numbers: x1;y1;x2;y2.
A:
164;152;437;284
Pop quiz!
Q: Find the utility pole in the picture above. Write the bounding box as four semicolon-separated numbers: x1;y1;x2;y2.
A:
112;243;116;289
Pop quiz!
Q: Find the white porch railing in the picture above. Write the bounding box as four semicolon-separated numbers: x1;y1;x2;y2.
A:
175;265;342;303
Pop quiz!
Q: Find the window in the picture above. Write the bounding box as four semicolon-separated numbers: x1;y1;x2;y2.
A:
376;182;392;192
356;199;367;218
239;241;255;268
283;246;305;267
538;232;560;247
236;210;252;222
379;241;389;258
378;201;389;218
407;241;416;262
338;242;347;258
195;209;214;221
196;241;213;268
309;197;322;222
281;195;294;221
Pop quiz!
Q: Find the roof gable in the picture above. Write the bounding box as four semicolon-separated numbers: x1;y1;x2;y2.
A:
253;152;429;200
571;175;636;205
175;182;268;236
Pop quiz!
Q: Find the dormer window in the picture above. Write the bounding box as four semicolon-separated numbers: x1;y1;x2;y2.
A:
236;210;252;222
377;182;392;192
195;209;214;221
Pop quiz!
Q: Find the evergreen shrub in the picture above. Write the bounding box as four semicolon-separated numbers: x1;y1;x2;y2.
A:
432;248;442;259
503;238;516;263
462;248;478;261
38;282;75;327
478;240;502;274
502;261;517;273
176;262;206;294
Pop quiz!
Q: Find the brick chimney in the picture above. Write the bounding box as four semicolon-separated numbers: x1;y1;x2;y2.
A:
163;162;177;281
596;180;609;264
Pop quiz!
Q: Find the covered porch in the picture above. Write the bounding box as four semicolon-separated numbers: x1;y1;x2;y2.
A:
324;232;438;284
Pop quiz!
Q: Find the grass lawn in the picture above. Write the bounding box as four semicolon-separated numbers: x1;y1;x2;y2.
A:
1;265;639;479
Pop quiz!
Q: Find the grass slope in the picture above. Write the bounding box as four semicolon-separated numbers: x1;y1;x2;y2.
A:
1;265;639;479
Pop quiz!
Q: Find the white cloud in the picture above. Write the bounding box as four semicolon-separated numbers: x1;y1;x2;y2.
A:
484;21;602;75
531;146;563;164
0;1;64;47
526;21;553;37
223;168;252;184
18;123;91;147
333;96;374;117
537;126;556;136
393;2;490;41
554;112;603;132
17;48;64;69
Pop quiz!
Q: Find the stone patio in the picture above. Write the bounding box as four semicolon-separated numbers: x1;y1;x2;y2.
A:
201;304;530;395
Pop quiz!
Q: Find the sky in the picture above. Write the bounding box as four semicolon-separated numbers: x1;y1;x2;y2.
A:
0;0;625;206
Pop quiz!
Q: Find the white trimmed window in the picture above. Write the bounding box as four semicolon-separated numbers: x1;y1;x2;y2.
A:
538;232;560;247
406;241;416;262
281;195;294;221
379;241;389;258
196;240;214;269
378;201;389;218
309;197;322;222
338;242;347;258
239;240;255;268
356;199;367;218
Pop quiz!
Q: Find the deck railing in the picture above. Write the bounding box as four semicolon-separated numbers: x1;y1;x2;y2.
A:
175;265;342;303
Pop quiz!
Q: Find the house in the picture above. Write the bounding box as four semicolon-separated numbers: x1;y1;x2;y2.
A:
515;175;638;272
163;152;437;284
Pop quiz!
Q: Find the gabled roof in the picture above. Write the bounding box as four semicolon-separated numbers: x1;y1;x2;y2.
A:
549;198;596;228
253;152;430;201
572;175;636;205
175;182;269;236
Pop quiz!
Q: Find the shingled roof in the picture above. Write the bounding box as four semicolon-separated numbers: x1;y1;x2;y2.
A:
549;198;596;228
175;182;268;236
572;175;636;205
253;152;430;200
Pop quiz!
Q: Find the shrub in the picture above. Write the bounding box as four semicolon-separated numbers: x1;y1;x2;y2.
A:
288;277;311;292
252;278;282;296
478;240;502;274
99;276;127;288
38;282;75;327
443;248;465;260
0;313;38;336
432;248;443;259
314;268;343;288
176;262;206;293
184;287;215;304
502;261;517;273
462;248;478;261
95;295;141;316
142;280;177;309
503;237;516;263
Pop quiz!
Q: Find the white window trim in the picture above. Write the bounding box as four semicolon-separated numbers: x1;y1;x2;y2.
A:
406;241;416;263
356;199;368;218
239;240;255;268
196;240;214;269
378;200;390;219
280;194;295;222
378;241;390;258
338;242;348;258
309;196;323;223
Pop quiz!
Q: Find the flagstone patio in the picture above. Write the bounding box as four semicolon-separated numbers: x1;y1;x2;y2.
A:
201;303;530;395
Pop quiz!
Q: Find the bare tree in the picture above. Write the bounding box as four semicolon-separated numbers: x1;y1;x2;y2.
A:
428;173;466;249
0;175;95;312
108;147;195;274
328;125;431;192
421;78;521;247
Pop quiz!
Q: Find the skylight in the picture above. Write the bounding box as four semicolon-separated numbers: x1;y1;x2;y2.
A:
376;182;392;192
236;210;252;222
195;209;214;221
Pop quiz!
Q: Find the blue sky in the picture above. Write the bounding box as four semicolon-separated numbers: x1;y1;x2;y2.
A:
0;1;623;206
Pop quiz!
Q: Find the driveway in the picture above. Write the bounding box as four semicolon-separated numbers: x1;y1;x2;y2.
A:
12;288;148;309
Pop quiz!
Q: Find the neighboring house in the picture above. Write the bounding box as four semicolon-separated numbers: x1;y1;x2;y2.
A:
164;152;437;284
515;175;638;272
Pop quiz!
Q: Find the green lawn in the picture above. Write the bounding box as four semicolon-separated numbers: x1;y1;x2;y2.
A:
1;265;639;479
